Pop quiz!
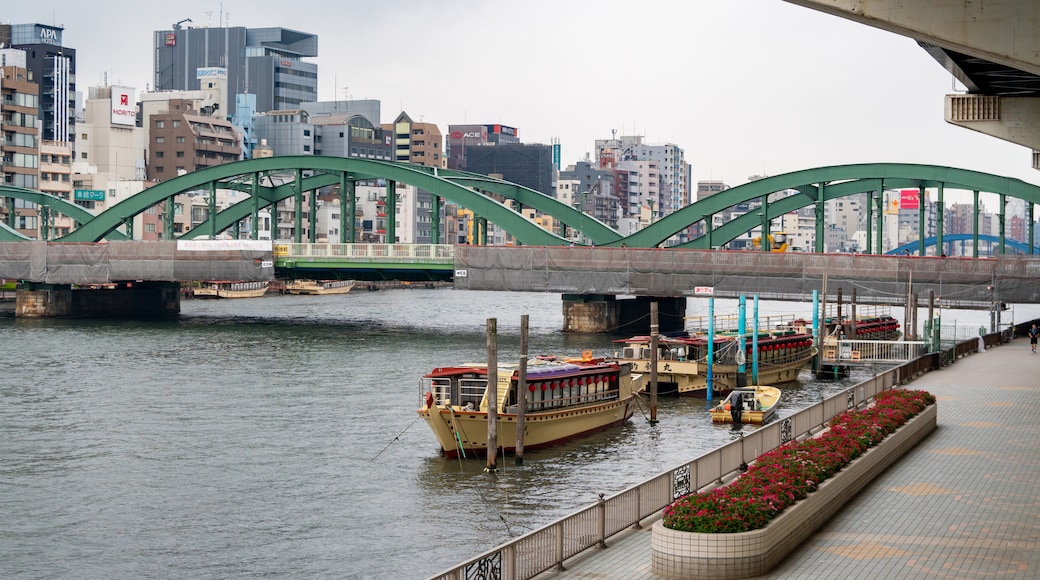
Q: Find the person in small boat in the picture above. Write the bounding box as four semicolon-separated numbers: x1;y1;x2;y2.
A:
728;390;744;422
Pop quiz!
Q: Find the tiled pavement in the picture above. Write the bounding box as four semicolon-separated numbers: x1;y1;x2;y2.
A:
537;337;1040;579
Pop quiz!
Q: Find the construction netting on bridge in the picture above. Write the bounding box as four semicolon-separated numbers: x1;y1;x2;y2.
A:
453;246;1040;306
0;241;273;284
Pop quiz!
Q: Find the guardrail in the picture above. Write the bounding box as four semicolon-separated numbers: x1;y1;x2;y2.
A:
820;340;927;364
428;332;996;580
274;243;455;263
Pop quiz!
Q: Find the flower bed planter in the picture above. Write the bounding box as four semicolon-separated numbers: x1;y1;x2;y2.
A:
651;402;936;579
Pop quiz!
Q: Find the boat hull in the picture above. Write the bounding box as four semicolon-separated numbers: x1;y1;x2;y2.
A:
419;396;637;458
193;282;269;299
286;280;355;295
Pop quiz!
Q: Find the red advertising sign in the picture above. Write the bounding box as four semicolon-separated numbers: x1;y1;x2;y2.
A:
900;189;919;210
165;33;176;46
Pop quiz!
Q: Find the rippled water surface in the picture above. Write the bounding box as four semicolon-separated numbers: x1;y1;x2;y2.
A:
1;290;1017;579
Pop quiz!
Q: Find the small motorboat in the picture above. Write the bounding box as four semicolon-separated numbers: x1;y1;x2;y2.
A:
709;386;781;424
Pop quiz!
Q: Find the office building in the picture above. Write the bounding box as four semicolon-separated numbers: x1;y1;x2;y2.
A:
465;143;553;196
153;24;318;116
446;123;519;170
145;99;242;181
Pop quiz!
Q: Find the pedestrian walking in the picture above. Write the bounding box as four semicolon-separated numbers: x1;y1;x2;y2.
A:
1030;324;1038;353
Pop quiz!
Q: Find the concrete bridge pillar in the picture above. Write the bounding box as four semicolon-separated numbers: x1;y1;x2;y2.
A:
562;295;686;334
16;282;181;318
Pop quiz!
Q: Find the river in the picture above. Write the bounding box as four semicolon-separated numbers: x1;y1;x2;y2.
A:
0;289;1027;579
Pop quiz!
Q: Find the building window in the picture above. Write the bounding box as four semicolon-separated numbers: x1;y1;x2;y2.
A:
156;136;165;143
156;166;164;173
41;154;50;163
176;151;184;158
80;133;88;140
176;136;185;143
81;152;87;159
303;145;311;152
156;120;165;128
155;151;164;158
172;120;181;128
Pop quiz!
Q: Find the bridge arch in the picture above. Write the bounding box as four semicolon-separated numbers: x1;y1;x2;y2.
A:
628;163;1040;250
0;185;127;241
888;234;1038;255
56;157;600;245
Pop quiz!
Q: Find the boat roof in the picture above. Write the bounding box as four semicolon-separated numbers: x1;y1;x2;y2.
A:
424;357;620;379
614;330;810;345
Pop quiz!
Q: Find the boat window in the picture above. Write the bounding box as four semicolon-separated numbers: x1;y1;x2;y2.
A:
458;377;486;409
622;347;637;359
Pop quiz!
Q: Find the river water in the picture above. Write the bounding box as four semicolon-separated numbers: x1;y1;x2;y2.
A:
0;289;1027;579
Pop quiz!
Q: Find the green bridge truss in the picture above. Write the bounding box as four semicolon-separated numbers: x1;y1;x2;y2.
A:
2;160;1037;253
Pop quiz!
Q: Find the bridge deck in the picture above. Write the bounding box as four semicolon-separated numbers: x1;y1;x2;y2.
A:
0;240;272;284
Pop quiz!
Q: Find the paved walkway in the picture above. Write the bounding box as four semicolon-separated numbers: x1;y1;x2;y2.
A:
538;337;1040;579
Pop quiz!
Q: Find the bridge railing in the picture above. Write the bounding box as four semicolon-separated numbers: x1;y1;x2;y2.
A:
274;243;455;262
427;333;993;580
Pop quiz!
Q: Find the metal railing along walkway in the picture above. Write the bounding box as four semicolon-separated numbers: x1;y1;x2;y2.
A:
427;333;995;580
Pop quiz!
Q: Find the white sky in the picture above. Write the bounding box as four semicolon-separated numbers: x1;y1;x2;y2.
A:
7;0;1039;201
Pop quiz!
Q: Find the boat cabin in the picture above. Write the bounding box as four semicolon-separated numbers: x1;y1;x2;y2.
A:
421;360;626;414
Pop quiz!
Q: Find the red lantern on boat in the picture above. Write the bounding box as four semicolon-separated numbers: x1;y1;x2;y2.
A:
540;382;548;391
529;383;537;392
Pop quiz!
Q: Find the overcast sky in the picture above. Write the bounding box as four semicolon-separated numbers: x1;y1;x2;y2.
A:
6;0;1038;201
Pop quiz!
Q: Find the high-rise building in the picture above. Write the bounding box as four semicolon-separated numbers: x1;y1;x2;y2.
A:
153;24;318;116
1;23;76;145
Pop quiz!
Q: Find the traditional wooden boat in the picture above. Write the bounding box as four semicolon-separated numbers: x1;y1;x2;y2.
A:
417;353;643;458
709;386;781;424
285;279;355;295
613;327;814;397
193;280;269;299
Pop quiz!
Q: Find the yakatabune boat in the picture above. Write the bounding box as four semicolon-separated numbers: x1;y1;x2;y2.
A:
417;354;642;458
709;385;781;424
285;279;355;295
613;327;814;397
193;280;269;299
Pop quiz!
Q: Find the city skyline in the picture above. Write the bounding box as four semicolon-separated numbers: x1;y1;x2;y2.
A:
5;0;1039;202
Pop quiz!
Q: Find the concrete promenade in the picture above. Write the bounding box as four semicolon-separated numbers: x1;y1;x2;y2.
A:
538;336;1040;579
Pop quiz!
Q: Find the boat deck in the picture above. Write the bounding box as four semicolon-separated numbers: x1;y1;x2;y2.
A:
535;336;1040;579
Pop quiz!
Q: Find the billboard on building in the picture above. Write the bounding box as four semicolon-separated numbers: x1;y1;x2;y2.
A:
448;125;488;143
196;67;228;79
110;86;137;126
900;189;920;210
489;124;518;138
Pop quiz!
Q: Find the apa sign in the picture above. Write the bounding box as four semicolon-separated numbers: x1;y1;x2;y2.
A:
37;25;62;45
110;86;136;126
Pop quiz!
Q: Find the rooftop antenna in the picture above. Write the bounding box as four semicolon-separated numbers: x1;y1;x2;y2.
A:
205;11;212;28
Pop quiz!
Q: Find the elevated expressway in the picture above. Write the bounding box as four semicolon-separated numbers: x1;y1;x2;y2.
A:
785;0;1040;170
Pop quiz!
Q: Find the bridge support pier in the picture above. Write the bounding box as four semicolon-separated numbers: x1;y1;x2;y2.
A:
562;295;686;334
15;282;181;318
